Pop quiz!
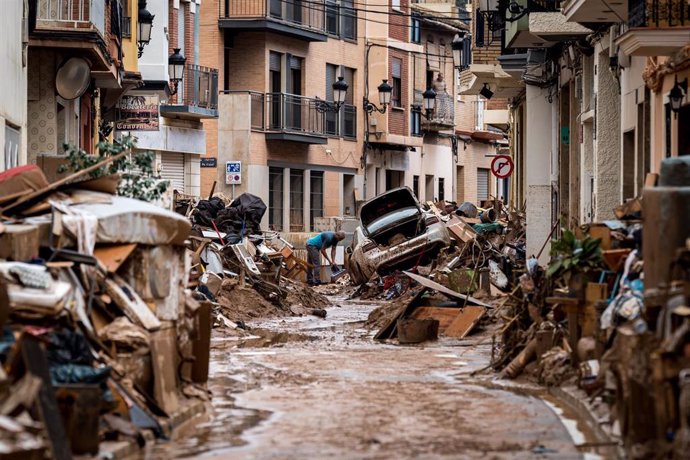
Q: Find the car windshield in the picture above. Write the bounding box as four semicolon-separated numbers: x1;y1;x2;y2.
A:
365;206;420;235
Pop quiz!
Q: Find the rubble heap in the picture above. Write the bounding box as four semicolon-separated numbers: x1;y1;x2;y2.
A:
0;159;210;458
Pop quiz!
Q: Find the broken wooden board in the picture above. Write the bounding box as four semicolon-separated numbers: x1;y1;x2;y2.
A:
150;325;179;414
446;216;477;243
411;307;460;333
102;275;161;331
403;271;491;308
374;289;428;341
445;306;486;339
94;243;137;273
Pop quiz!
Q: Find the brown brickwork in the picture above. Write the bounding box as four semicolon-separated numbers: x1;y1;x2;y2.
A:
388;51;408;136
389;0;409;42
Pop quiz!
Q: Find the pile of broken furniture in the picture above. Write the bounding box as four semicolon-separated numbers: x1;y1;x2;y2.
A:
0;162;210;459
372;199;527;343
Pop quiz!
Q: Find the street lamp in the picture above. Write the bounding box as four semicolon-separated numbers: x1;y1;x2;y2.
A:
168;48;186;96
452;33;468;70
422;87;436;119
137;0;154;58
316;76;349;113
669;75;688;117
365;79;393;114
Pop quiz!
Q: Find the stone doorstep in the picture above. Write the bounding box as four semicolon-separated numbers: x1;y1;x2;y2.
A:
74;399;207;460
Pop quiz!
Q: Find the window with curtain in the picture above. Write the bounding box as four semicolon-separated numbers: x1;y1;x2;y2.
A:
310;171;324;228
391;58;402;108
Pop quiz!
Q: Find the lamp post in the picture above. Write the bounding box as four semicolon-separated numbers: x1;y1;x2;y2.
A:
316;76;349;113
364;79;393;114
137;0;154;58
422;87;437;119
452;33;469;70
669;76;688;118
168;48;186;96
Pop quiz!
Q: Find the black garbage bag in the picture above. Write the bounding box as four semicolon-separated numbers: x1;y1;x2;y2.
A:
228;193;267;235
46;329;93;366
194;197;225;227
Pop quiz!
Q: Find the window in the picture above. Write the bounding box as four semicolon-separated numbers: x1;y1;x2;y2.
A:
411;14;421;43
438;178;445;202
413;175;420;199
310;171;324;228
269;167;284;231
411;108;421;136
391;0;401;10
325;64;339;135
341;0;356;40
326;0;339;35
391;58;402;108
477;168;490;202
290;169;304;232
665;103;672;158
3;124;20;171
341;66;356;138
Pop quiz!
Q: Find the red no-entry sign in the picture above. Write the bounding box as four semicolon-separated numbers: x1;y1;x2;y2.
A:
490;155;514;179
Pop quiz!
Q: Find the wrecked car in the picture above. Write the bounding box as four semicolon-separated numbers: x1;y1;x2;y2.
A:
346;187;451;284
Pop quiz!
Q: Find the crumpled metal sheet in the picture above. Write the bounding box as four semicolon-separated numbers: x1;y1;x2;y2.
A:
71;195;191;246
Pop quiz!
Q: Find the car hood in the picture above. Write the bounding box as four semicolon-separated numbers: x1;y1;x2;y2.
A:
359;187;422;230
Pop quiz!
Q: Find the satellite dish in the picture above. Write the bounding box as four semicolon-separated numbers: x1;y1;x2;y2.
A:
55;57;91;100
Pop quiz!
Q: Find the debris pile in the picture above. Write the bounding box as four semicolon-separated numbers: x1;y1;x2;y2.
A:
359;198;527;343
0;158;210;458
179;191;331;327
485;158;690;457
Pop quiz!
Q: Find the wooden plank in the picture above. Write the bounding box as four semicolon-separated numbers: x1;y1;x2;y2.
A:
445;306;486;339
0;150;129;215
403;271;491;308
18;335;73;460
102;274;161;331
94;243;137;273
150;325;179;414
411;307;460;332
446;216;477;243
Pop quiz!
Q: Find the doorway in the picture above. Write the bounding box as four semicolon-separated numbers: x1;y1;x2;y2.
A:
425;175;434;202
343;174;355;216
678;105;690;156
386;170;404;191
623;130;635;200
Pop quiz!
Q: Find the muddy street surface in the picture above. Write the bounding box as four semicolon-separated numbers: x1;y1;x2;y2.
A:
146;296;599;459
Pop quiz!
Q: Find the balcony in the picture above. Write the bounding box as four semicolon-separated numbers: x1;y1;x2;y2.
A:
504;0;591;48
616;0;690;56
34;0;106;36
413;91;454;131
219;0;328;42
325;104;357;139
160;65;219;120
563;0;627;24
459;64;525;98
247;93;329;144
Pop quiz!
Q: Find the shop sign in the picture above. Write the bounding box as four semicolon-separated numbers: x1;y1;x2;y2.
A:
116;95;160;131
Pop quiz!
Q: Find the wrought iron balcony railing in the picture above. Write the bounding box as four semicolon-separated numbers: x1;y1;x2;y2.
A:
414;90;455;130
35;0;106;36
628;0;690;27
179;65;219;110
220;0;326;33
266;93;327;136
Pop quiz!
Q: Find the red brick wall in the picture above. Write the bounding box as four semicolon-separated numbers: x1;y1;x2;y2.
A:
388;0;409;42
388;51;408;136
185;3;194;68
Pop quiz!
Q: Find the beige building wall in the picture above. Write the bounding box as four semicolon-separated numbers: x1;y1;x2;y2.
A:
1;0;28;170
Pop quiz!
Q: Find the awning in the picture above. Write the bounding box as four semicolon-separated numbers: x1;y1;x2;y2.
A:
459;64;525;99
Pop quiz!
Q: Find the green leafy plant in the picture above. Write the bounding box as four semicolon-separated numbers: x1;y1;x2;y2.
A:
546;229;604;279
58;136;169;202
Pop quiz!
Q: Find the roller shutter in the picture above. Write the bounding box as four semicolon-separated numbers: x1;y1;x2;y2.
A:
477;168;489;202
160;152;185;193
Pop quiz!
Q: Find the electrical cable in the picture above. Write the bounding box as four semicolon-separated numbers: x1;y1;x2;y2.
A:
251;0;470;31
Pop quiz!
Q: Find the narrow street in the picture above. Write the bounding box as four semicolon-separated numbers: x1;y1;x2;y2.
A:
147;297;598;460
